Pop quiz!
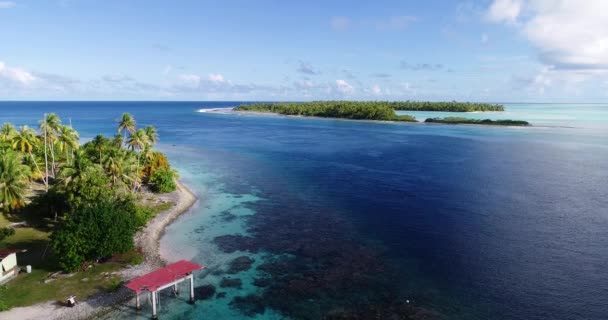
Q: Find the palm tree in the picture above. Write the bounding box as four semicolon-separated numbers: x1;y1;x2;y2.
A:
91;134;106;166
0;123;17;143
39;113;62;178
117;113;136;148
12;126;47;189
126;129;148;190
0;151;30;212
56;125;79;163
103;149;137;191
111;134;124;149
144;126;158;145
58;149;93;186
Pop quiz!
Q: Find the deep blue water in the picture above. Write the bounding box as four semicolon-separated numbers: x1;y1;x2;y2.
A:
0;101;607;320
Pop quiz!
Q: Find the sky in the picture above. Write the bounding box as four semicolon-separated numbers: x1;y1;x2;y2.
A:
0;0;607;102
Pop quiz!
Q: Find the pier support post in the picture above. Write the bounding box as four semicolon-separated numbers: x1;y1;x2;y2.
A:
189;274;195;304
151;291;157;320
174;283;179;296
136;294;141;310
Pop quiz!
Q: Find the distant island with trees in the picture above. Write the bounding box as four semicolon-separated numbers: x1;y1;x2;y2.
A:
425;117;530;126
233;101;530;126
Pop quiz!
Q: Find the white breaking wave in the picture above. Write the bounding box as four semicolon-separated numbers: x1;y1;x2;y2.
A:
197;107;235;113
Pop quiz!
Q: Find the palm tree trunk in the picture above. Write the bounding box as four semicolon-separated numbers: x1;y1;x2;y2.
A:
133;153;140;191
50;142;56;177
30;152;47;189
43;124;49;188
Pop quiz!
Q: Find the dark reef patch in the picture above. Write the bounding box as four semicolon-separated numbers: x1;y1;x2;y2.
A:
194;285;216;300
227;256;255;274
213;200;443;320
220;277;243;289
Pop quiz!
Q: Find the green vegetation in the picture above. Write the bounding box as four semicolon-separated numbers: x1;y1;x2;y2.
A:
234;102;418;122
424;117;530;126
388;101;504;112
0;112;179;308
235;100;503;119
149;167;178;193
0;227;15;242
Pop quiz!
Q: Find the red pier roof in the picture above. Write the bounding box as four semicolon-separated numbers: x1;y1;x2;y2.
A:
125;260;203;294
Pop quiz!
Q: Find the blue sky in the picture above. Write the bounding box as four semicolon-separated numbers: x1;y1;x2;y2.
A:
0;0;607;101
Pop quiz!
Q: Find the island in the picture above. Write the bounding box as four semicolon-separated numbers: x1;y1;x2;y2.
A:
232;101;530;126
424;117;530;126
234;101;417;122
0;113;193;314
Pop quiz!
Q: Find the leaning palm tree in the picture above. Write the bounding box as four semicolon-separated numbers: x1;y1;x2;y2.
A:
56;125;79;163
12;126;47;189
39;113;62;178
0;123;17;143
12;126;49;190
0;151;30;212
117;113;136;148
144;125;158;145
126;129;148;191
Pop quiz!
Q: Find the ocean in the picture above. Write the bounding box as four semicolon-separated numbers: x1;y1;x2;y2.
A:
0;102;606;319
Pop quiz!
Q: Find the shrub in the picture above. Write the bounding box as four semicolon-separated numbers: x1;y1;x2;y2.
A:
51;199;139;272
0;228;15;242
149;168;177;193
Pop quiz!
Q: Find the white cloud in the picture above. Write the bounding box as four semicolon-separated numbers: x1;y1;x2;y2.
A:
486;0;608;70
370;85;382;95
296;61;319;75
207;73;226;83
335;79;354;95
294;79;313;90
0;61;36;85
485;0;523;24
0;1;15;9
178;74;201;87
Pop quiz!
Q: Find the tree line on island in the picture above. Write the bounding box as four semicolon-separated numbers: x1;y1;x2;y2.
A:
0;113;178;272
234;101;530;126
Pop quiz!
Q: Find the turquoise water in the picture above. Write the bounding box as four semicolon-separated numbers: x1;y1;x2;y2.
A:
0;102;606;319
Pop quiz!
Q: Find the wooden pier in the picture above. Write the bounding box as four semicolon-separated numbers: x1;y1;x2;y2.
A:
125;260;204;319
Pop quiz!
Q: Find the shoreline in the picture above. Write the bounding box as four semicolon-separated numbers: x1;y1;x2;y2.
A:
0;179;198;320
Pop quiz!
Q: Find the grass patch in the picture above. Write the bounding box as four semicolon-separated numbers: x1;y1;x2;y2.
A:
3;263;124;308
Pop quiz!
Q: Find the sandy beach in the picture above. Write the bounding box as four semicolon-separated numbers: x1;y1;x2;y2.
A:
0;180;198;320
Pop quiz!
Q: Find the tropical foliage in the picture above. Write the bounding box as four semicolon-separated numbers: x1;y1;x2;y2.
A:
0;113;178;271
424;117;529;126
235;101;504;120
0;151;30;212
149;167;177;193
235;102;417;122
50;200;140;271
